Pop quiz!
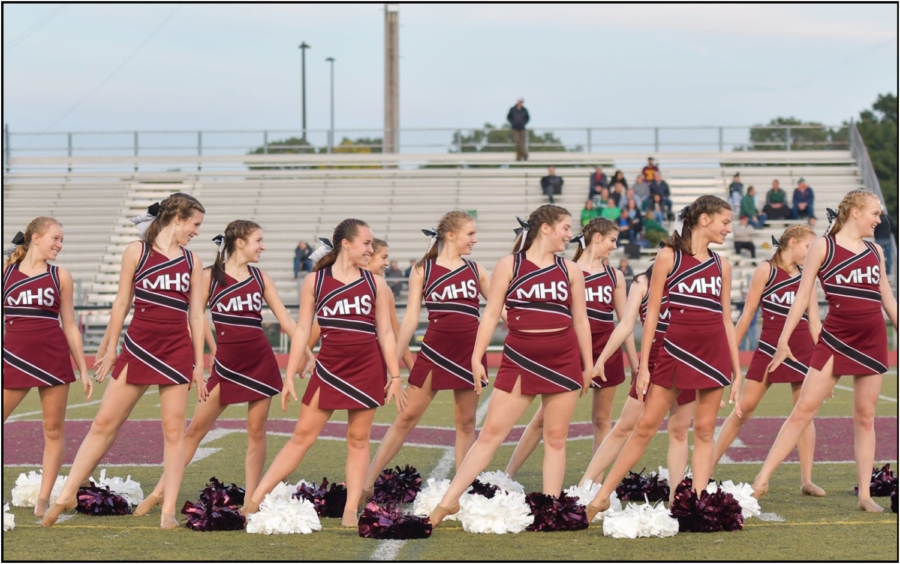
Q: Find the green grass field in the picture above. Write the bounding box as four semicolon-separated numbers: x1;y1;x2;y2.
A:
3;370;898;561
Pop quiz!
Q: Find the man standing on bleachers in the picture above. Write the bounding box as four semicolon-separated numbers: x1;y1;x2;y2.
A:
763;179;791;220
791;178;816;221
728;173;744;209
507;98;530;161
588;166;609;201
540;166;563;204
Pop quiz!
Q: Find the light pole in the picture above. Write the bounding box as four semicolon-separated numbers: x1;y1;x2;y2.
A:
326;57;335;154
299;42;311;143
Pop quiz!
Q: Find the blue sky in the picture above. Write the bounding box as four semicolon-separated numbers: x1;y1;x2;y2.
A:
3;3;897;141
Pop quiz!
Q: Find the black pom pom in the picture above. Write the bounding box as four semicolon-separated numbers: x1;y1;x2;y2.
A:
669;486;743;533
371;465;422;505
854;464;897;497
200;477;245;506
75;486;132;516
525;492;588;532
294;477;348;518
358;502;432;539
468;479;500;499
615;468;670;503
181;480;246;531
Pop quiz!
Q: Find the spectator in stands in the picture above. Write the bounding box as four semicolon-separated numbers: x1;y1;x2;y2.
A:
540;166;563;203
738;289;759;351
588;166;609;200
626;187;643;211
642;156;660;182
791;178;816;220
633;173;650;201
642;209;669;241
624;199;643;242
875;210;893;275
728;173;744;209
594;186;611;209
581;199;600;227
404;259;416;279
617;208;631;239
733;215;756;258
610;182;626;207
294;240;313;278
649;172;673;219
740;186;768;229
643;193;667;224
385;260;405;298
763;179;791;220
619;258;634;293
507;98;530;161
610;170;628;191
601;197;621;221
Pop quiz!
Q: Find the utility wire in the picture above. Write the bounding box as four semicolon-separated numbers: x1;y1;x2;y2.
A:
4;5;67;52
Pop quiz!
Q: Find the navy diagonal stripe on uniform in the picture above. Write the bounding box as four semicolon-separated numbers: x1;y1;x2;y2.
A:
424;302;481;318
585;270;609;284
250;266;265;292
555;255;569;278
123;334;190;384
512;253;522;279
762;273;801;299
3;272;49;302
183;247;194;272
506;263;555;296
822;248;873;282
420;342;475;385
423;259;433;289
756;340;809;375
317;317;377;334
316;277;366;313
506;299;572;317
587;309;614;323
663;339;730;386
823;236;835;272
3;307;60;320
820;330;888;374
464;259;479;280
212;311;263;329
135;255;184;283
666;250;683;282
668;257;715;289
213;359;280;397
425;264;467;298
209;275;255;309
49;265;60;292
668;293;723;312
2;262;16;288
134;288;189;312
2;348;66;385
314;269;326;305
315;360;381;408
503;344;581;392
362;270;377;297
822;283;882;303
135;242;151;276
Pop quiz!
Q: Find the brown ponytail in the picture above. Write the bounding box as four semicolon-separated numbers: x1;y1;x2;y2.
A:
143;192;205;245
211;220;261;287
770;224;815;272
573;217;618;262
314;219;369;271
665;195;731;255
828;190;878;237
511;204;571;253
418;211;474;267
4;217;62;268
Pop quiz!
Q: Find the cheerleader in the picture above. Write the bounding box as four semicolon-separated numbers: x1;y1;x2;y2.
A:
240;219;404;527
578;261;695;502
504;217;639;478
43;194;208;528
713;225;826;496
2;218;92;517
360;213;490;501
135;220;310;515
753;190;897;512
586;195;742;521
430;205;594;527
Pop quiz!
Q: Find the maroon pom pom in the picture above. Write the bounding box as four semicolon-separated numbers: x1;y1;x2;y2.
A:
358;501;432;539
293;478;347;518
468;479;500;499
371;465;423;505
669;486;743;533
525;492;588;532
199;477;245;507
854;464;897;497
75;486;132;516
181;495;245;532
615;468;670;503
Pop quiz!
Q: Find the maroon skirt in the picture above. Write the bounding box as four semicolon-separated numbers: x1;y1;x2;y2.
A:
627;337;695;405
113;317;192;386
2;327;75;389
408;327;488;391
208;334;282;405
495;328;583;395
810;313;888;377
303;339;386;410
590;325;625;388
747;325;815;384
652;319;732;391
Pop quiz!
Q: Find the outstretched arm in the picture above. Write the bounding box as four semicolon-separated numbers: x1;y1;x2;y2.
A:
734;262;768;345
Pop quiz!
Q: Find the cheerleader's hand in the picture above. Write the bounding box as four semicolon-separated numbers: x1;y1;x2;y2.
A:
385;377;405;413
592;359;607;384
766;340;796;376
636;366;651;404
729;374;743;418
580;368;593;397
281;375;298;412
192;366;208;402
94;350;117;384
80;371;94;401
301;353;315;380
473;362;488;395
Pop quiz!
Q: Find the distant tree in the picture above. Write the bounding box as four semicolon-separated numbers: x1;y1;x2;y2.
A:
855;93;897;236
246;136;382;169
743;117;847;151
449;123;573;153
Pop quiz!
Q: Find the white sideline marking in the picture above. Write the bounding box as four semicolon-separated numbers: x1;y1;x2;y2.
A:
188;427;243;464
758;512;785;522
7;390;160;421
371;390;493;561
833;384;897;403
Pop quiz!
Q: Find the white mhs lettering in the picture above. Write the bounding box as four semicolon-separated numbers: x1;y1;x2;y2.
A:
142;273;190;292
585;285;612;304
515;281;569;302
430;280;478;302
321;295;373;317
770;291;796;305
676;277;722;297
215;292;262;313
835;266;880;286
6;288;56;307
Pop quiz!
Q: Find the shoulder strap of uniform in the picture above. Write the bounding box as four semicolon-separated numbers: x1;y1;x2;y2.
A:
48;264;60;292
512;252;522;279
182;246;194;272
423;258;433;288
1;262;15;289
207;270;218;306
822;234;835;272
863;240;877;254
250;266;265;293
464;258;478;279
711;250;722;273
555;255;569;279
764;259;777;288
362;269;377;297
314;268;326;308
666;248;682;280
606;264;617;288
135;241;151;276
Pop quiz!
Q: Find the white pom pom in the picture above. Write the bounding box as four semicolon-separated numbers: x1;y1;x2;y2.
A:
11;471;66;507
564;480;622;522
94;469;144;506
459;490;533;535
245;494;321;535
655;467;670;482
475;471;525;494
266;481;300;503
602;501;679;539
719;480;761;519
411;478;458;522
3;504;14;532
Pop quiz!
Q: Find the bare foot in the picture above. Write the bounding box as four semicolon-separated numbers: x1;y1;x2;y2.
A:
800;483;826;497
751;480;768;500
359;487;374;507
585;498;610;523
160;513;180;529
41;497;77;527
428;503;460;528
858;498;884;513
134;493;163;516
34;498;50;518
239;498;260;516
341;512;359;528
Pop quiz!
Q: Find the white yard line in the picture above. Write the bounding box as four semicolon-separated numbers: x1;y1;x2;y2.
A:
833;384;897;403
371;390;493;562
7;390;159;420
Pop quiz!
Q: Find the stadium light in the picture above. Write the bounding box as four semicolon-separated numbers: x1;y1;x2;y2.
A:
299;42;311;142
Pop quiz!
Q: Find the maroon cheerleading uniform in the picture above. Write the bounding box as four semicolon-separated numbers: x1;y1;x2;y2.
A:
112;243;194;386
2;263;75;389
746;263;815;383
627;289;694;405
408;259;488;390
495;253;583;395
652;250;732;391
809;237;888;376
585;265;625;388
302;267;386;410
206;267;282;404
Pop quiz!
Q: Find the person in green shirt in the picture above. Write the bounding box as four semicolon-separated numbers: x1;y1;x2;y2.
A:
581;199;600;227
740;186;767;228
600;197;621;221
